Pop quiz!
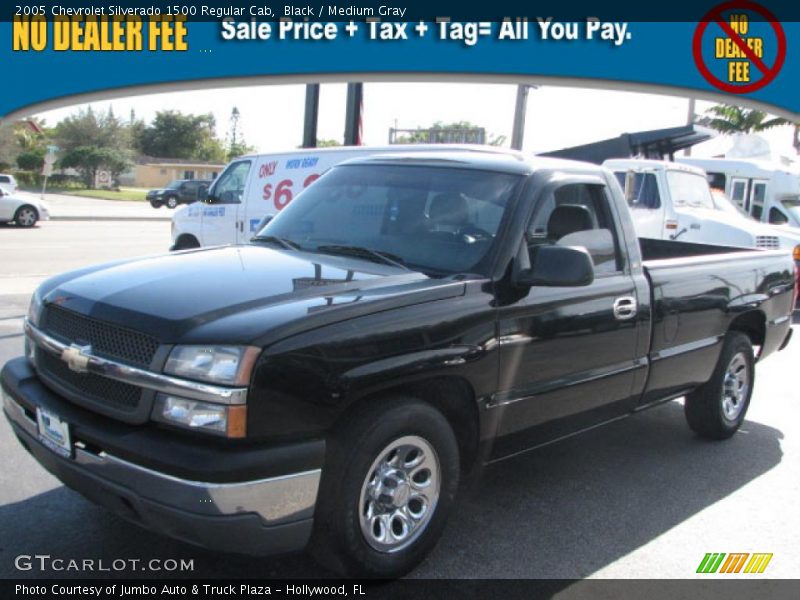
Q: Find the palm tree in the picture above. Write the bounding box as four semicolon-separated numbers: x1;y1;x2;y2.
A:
701;104;790;134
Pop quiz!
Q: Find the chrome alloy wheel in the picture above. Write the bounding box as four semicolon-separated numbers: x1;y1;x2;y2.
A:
721;352;749;421
358;435;441;553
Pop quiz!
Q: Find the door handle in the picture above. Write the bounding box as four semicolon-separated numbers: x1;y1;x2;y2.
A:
613;296;638;321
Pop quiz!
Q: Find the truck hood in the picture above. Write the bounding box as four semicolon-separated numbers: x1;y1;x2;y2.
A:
770;224;800;244
676;207;776;242
689;209;800;248
39;245;466;345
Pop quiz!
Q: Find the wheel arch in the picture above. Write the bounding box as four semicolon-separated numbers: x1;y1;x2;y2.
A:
172;233;200;250
728;310;766;353
341;376;481;475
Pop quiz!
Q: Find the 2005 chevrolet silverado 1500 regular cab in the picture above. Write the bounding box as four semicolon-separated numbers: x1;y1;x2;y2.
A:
2;151;796;577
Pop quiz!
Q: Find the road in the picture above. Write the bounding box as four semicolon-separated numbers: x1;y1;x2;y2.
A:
0;219;798;581
14;190;171;220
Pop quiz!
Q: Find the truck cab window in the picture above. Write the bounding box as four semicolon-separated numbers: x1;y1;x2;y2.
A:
209;161;251;204
707;172;726;191
769;207;788;225
614;171;661;209
527;183;622;275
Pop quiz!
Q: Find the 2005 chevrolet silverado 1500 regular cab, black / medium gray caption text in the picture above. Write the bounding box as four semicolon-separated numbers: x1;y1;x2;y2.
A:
2;151;795;577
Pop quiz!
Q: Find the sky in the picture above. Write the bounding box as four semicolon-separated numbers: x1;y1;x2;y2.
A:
33;82;799;162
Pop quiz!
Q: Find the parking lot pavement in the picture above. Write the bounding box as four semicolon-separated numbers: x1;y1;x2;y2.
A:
14;190;171;220
0;220;797;580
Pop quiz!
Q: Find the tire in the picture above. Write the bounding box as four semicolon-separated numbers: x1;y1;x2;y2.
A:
166;196;179;209
149;200;162;209
172;235;200;251
14;205;38;228
310;396;460;578
684;331;754;440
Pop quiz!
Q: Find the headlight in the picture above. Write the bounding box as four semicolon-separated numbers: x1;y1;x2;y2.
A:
164;345;259;385
27;293;43;327
153;394;246;438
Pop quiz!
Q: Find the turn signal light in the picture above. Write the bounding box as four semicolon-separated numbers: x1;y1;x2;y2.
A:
793;244;800;261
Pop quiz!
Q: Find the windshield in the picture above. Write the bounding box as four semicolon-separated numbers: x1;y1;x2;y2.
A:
255;164;522;276
166;180;183;190
712;190;751;219
667;171;714;209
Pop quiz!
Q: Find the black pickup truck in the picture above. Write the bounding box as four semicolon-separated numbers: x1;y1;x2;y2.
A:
2;151;795;577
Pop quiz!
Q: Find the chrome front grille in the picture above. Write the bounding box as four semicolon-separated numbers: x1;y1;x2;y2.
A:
43;305;158;367
37;350;142;413
35;306;159;422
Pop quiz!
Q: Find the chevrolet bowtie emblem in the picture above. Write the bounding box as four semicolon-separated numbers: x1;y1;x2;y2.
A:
61;344;92;373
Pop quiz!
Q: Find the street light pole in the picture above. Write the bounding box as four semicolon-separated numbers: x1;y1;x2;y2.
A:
302;84;320;148
344;82;364;146
511;84;536;150
685;98;697;156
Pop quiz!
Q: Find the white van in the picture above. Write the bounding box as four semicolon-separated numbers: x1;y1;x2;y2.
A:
170;145;489;249
678;157;800;229
604;158;800;250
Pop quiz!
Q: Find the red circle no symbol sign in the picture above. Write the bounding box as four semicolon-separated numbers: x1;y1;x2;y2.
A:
693;0;786;94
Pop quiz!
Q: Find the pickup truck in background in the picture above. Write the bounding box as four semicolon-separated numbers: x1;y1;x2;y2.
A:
606;158;800;251
2;151;795;577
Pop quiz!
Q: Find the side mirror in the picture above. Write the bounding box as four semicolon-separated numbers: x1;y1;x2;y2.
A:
515;245;594;288
197;186;209;202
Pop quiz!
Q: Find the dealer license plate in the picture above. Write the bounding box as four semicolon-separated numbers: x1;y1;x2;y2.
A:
36;407;72;458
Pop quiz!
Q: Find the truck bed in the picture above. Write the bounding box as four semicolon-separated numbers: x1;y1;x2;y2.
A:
637;236;794;406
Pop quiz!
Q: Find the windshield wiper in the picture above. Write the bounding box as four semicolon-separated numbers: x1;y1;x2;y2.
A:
316;245;411;271
251;235;301;251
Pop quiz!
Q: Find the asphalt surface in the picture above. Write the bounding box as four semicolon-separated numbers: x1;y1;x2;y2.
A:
0;219;798;581
15;190;172;220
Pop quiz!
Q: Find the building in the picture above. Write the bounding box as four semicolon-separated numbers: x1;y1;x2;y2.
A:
119;157;225;188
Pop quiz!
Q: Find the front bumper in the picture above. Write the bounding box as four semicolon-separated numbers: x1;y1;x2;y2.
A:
1;358;323;556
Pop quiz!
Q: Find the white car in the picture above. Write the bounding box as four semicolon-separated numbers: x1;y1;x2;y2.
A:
0;173;17;193
0;188;50;227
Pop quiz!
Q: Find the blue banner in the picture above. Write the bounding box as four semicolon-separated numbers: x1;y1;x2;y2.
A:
2;3;798;118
